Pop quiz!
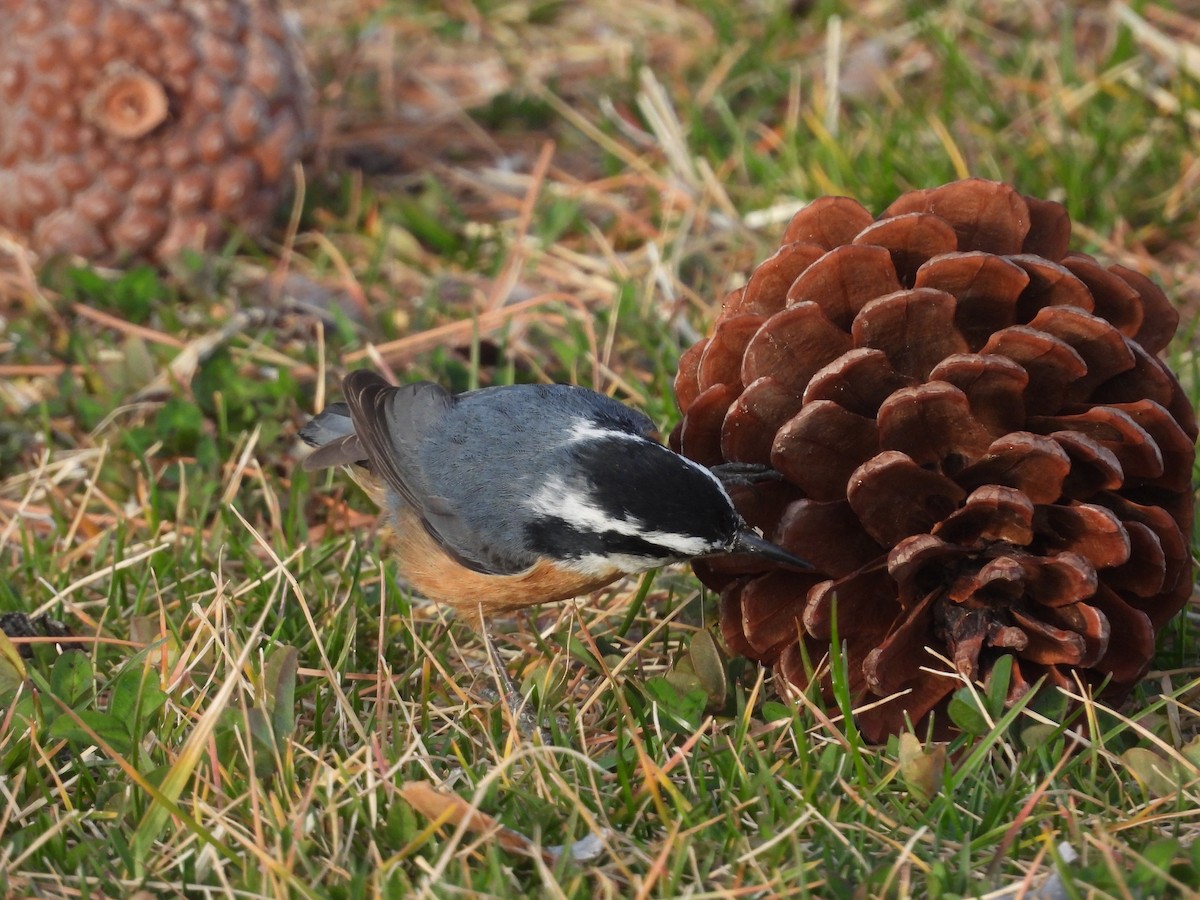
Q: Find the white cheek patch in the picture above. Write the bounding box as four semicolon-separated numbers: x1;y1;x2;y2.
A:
527;476;622;533
565;553;662;578
527;476;716;557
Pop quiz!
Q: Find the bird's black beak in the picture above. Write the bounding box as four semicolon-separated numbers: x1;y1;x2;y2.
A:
726;527;813;570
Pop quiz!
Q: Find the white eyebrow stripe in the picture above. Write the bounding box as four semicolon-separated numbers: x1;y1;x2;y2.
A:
650;440;733;501
637;530;713;555
566;419;645;443
687;453;728;492
526;476;715;556
567;417;731;501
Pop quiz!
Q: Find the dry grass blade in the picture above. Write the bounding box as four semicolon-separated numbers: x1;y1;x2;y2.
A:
1115;3;1200;80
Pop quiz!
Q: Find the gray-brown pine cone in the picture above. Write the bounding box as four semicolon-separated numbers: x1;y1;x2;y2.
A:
0;0;314;264
672;179;1197;741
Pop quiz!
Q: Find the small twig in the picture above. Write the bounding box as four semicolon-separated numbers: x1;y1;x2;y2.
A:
485;140;556;312
132;309;266;401
71;303;185;349
343;292;594;366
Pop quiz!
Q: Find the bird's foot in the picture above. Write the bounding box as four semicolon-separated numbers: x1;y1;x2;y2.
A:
482;628;551;745
709;462;786;487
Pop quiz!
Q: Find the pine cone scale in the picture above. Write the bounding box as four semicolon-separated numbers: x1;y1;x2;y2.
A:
786;244;901;328
913;252;1028;348
743;303;852;392
782;195;874;248
847;452;966;547
740;244;824;316
771;400;879;499
721;377;804;464
1062;255;1145;336
777;498;884;578
803;348;914;416
852;212;959;284
852;288;970;379
980;327;1087;415
876;382;995;468
955;433;1071;503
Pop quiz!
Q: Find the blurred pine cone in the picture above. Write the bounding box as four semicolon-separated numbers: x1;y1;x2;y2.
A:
672;179;1197;741
0;0;314;264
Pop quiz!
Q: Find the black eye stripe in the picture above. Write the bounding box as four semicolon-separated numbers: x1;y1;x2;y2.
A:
524;518;689;562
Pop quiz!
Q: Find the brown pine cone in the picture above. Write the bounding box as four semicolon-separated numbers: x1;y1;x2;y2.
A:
672;178;1197;741
0;0;314;264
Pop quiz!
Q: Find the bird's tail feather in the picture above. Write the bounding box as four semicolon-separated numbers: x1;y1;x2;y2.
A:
300;403;368;470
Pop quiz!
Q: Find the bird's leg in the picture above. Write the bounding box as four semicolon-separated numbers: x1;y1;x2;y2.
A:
709;462;786;487
480;623;549;743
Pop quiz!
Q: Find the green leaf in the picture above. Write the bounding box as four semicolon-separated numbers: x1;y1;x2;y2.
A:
245;707;285;782
49;709;134;755
1181;734;1200;770
521;660;567;710
947;688;990;736
248;707;273;751
1132;837;1182;887
644;677;708;733
65;264;165;323
1019;723;1061;751
154;396;206;455
761;701;794;723
664;667;703;698
394;197;461;255
50;652;94;708
266;645;299;746
1026;682;1069;721
985;654;1013;714
817;743;842;774
108;665;168;734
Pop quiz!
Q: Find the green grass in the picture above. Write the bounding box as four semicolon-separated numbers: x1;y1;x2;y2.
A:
2;1;1199;896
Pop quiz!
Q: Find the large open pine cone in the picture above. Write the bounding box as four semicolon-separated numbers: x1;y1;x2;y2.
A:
0;0;314;264
673;179;1197;741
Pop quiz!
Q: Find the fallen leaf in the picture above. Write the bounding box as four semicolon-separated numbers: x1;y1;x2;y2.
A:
400;780;610;865
1122;747;1177;797
689;628;728;709
898;732;946;802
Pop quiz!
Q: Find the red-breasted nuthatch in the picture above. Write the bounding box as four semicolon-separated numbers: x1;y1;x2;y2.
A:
300;370;811;628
